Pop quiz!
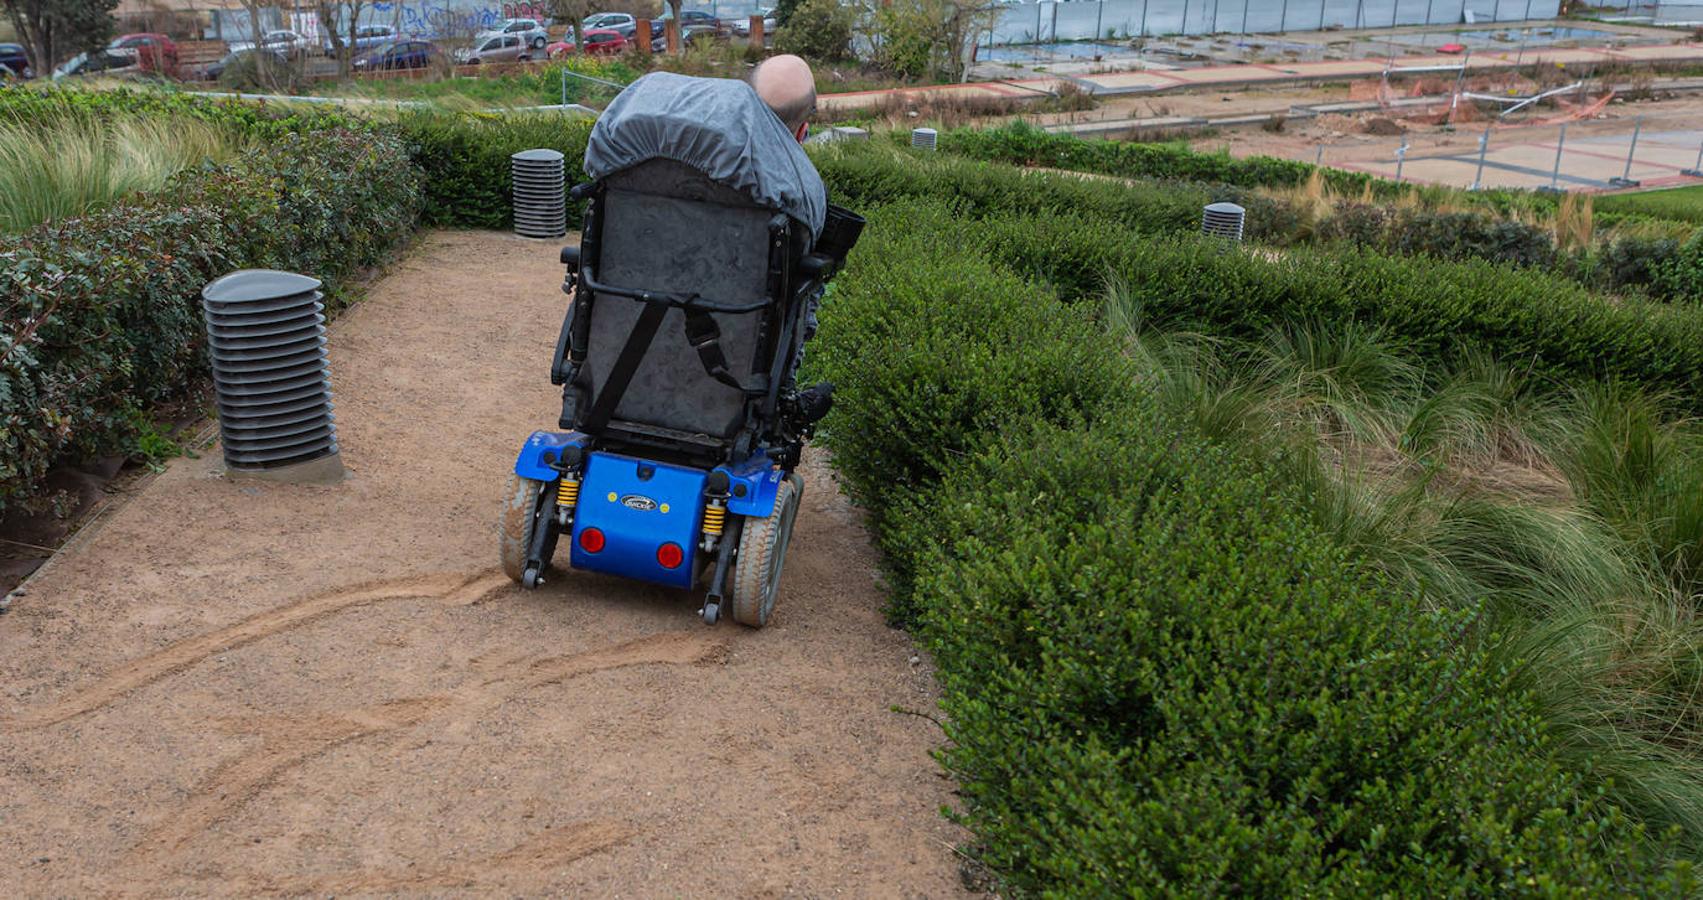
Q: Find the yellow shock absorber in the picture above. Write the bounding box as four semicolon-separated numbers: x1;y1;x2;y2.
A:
701;501;726;537
556;477;580;509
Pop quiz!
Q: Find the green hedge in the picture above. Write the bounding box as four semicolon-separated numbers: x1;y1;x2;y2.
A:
806;199;1693;892
854;200;1703;412
0;128;419;515
395;112;594;230
931;121;1578;218
813;142;1306;244
923;123;1703;297
0;85;374;139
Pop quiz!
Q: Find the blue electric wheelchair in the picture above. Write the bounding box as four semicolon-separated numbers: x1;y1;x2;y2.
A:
499;73;862;628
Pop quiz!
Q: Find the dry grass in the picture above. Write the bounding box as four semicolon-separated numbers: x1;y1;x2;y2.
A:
0;113;243;232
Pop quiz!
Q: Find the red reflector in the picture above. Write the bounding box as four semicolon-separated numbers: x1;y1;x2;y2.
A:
656;542;684;569
579;527;605;553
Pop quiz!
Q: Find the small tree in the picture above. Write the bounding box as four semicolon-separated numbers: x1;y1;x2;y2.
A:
772;0;803;27
1;0;116;73
774;0;852;62
871;0;999;82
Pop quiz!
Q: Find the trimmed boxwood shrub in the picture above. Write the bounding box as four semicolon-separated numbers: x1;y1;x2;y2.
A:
937;121;1329;190
0;128;420;515
899;417;1689;894
809;199;1694;892
806;200;1137;511
868;201;1703;413
395;112;593;230
813;144;1204;235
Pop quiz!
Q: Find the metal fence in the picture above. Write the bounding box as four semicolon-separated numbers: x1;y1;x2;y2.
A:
987;0;1564;46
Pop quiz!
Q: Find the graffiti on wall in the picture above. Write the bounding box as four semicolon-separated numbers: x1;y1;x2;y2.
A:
367;1;545;39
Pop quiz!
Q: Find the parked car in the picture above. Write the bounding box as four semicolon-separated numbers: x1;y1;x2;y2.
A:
730;10;776;37
204;47;288;81
108;33;179;76
492;17;549;49
455;33;531;64
346;24;399;52
681;23;723;46
546;29;627;57
653;10;724;35
231;29;313;59
51;48;139;79
582;12;639;38
0;43;31;79
352;39;440;71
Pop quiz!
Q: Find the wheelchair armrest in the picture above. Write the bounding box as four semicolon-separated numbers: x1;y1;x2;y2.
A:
797;253;832;282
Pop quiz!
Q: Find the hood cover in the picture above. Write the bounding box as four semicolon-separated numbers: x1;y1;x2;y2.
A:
584;71;826;238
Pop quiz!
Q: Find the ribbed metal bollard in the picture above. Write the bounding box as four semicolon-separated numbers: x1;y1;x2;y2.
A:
1202;202;1246;241
202;270;343;483
511;148;567;239
911;127;938;151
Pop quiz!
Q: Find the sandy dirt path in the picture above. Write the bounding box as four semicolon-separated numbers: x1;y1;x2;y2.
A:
0;231;968;897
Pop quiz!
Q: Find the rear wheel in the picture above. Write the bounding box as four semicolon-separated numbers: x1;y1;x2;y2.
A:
730;475;802;628
499;473;553;583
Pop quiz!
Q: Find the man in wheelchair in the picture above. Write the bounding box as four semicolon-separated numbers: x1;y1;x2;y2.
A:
500;58;864;630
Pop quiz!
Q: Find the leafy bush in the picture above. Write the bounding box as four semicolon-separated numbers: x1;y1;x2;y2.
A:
940;120;1352;192
773;0;855;61
1653;229;1703;302
809;198;1695;892
871;200;1703;414
0;128;419;515
1389;209;1554;268
1596;233;1680;295
395;111;593;229
216;51;308;93
812;143;1212;237
804;201;1136;611
906;418;1689;894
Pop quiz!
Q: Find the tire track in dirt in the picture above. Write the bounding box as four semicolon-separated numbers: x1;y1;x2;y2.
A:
3;570;511;731
122;631;727;880
289;820;636;893
123;697;452;864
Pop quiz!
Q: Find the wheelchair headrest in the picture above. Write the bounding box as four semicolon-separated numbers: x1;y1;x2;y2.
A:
585;72;827;240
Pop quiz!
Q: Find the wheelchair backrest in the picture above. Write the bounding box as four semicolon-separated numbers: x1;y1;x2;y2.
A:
576;158;805;443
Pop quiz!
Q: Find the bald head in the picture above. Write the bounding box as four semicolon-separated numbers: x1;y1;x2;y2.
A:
751;54;816;137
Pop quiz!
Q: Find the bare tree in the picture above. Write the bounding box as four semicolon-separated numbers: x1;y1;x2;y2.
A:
311;0;367;78
1;0;116;74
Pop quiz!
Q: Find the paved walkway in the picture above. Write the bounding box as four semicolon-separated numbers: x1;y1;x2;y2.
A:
1331;125;1703;193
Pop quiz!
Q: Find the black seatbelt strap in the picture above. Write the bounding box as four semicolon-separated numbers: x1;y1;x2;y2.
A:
582;301;668;434
683;308;756;393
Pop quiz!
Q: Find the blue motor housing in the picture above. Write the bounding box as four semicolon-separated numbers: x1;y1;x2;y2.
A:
510;432;788;591
572;451;707;590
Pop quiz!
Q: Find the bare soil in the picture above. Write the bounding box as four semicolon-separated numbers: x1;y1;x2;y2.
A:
0;231;969;897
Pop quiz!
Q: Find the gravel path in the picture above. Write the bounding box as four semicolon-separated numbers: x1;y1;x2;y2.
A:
0;230;967;897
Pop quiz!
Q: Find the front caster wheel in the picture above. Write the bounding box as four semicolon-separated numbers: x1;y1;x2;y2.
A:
701;600;720;625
